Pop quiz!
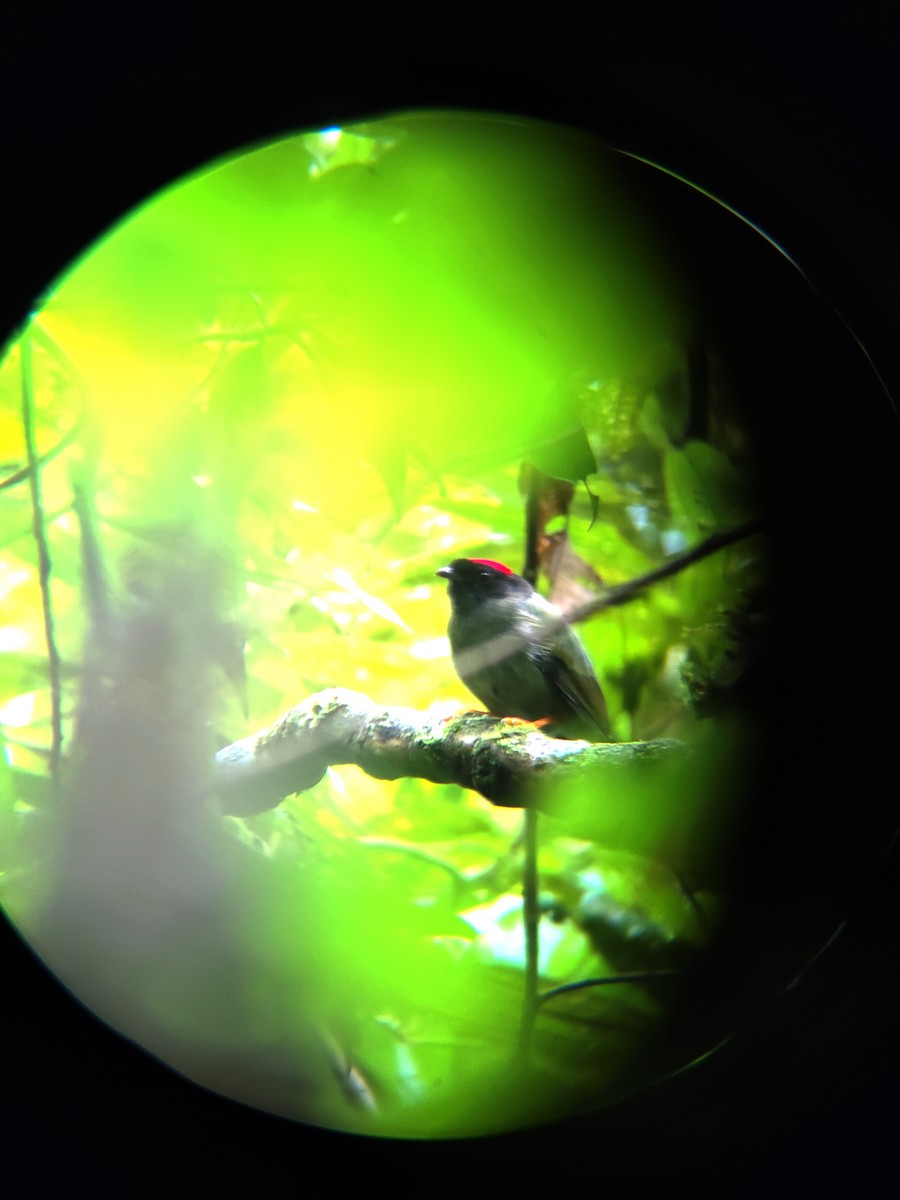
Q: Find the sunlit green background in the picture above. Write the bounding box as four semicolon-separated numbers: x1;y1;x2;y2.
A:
0;112;761;1136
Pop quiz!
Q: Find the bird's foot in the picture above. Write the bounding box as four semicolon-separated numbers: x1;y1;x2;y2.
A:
500;715;553;731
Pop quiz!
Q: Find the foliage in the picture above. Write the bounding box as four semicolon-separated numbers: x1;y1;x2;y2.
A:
0;113;764;1136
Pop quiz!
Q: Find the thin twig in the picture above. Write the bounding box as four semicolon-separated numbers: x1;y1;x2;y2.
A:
538;969;681;1005
567;517;765;625
0;420;82;491
20;332;63;794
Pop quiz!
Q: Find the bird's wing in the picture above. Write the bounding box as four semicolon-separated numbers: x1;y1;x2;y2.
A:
522;594;610;737
544;646;610;736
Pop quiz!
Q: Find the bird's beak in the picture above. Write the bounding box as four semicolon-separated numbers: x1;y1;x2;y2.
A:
436;566;453;579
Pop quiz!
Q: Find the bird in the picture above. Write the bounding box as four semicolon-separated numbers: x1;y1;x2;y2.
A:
436;557;610;741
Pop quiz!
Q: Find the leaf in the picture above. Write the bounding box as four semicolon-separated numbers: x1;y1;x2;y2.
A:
526;423;597;484
541;531;605;613
664;440;749;538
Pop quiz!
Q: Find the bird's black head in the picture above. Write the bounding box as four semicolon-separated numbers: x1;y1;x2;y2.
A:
436;558;531;617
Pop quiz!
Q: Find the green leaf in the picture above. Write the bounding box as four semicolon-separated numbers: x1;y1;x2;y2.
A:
525;421;597;484
664;440;750;537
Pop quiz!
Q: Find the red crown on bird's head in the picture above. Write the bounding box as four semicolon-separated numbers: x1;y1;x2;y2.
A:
467;558;513;575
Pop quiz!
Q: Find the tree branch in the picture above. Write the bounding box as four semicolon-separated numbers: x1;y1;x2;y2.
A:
566;517;765;624
212;688;682;817
20;332;64;794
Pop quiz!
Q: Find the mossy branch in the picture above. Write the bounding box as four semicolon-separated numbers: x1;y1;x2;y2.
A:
212;687;682;817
